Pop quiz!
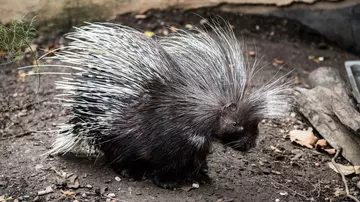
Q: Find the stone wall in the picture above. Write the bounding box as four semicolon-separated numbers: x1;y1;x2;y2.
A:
1;0;358;24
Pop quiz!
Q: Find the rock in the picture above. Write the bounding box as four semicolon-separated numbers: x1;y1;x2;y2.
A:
357;181;360;190
352;176;360;182
107;193;116;198
37;186;53;196
291;152;303;161
85;184;93;189
308;67;351;104
115;176;121;182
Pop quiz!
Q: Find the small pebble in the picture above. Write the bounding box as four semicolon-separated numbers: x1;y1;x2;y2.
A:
115;176;121;182
37;186;53;196
275;199;280;202
279;191;288;196
85;184;93;189
82;193;87;197
357;181;360;189
192;183;200;188
108;193;116;198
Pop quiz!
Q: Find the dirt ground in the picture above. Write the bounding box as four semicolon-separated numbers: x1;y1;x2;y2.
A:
1;8;360;202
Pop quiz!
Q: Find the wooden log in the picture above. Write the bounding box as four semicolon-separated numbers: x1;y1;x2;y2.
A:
294;86;360;165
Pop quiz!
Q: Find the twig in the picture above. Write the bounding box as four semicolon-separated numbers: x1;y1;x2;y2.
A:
270;178;312;201
0;98;48;113
331;147;360;202
0;130;35;141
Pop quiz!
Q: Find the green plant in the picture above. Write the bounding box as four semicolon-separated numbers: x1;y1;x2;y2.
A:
0;16;37;65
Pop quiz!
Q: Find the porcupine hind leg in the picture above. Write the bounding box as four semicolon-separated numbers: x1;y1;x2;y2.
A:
151;158;199;189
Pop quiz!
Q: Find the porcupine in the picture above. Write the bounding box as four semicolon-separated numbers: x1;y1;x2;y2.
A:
38;20;293;189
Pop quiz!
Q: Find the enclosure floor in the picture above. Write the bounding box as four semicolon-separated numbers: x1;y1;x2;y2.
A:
1;8;360;202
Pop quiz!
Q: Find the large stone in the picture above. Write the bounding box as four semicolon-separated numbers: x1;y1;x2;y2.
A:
270;3;360;54
308;66;351;100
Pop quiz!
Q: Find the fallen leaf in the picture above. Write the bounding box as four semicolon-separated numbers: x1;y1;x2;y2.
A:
0;50;6;57
38;186;54;196
248;51;255;56
61;190;76;196
324;148;336;155
25;44;38;53
274;59;284;65
161;28;169;36
315;139;327;148
144;31;155;38
31;59;39;65
170;26;178;32
294;75;302;84
17;71;27;82
355;166;360;174
289;130;318;149
135;14;147;19
185;24;193;29
270;145;282;153
328;162;358;176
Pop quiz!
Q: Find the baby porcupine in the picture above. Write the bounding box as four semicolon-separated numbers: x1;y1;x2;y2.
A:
35;20;293;189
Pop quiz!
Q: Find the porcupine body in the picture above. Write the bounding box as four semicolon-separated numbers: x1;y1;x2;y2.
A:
46;21;293;189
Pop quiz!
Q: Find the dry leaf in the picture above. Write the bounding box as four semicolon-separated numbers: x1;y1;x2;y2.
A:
161;28;169;36
135;14;147;19
0;50;7;57
170;26;178;32
294;75;302;84
25;44;38;53
328;162;357;176
315;139;327;148
31;59;39;65
61;190;76;196
17;71;27;82
270;145;282;153
248;51;255;57
355;166;360;174
185;24;193;29
289;130;318;149
324;148;336;155
144;31;155;38
274;59;284;65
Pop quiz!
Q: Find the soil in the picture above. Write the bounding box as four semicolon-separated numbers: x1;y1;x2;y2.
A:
1;8;360;202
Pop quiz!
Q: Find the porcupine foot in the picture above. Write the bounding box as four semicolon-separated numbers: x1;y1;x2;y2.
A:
151;173;183;189
190;161;211;184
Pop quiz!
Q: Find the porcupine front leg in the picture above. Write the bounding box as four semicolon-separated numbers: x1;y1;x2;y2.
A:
151;156;200;189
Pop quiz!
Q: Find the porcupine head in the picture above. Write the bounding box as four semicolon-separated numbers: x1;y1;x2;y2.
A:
160;21;293;153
